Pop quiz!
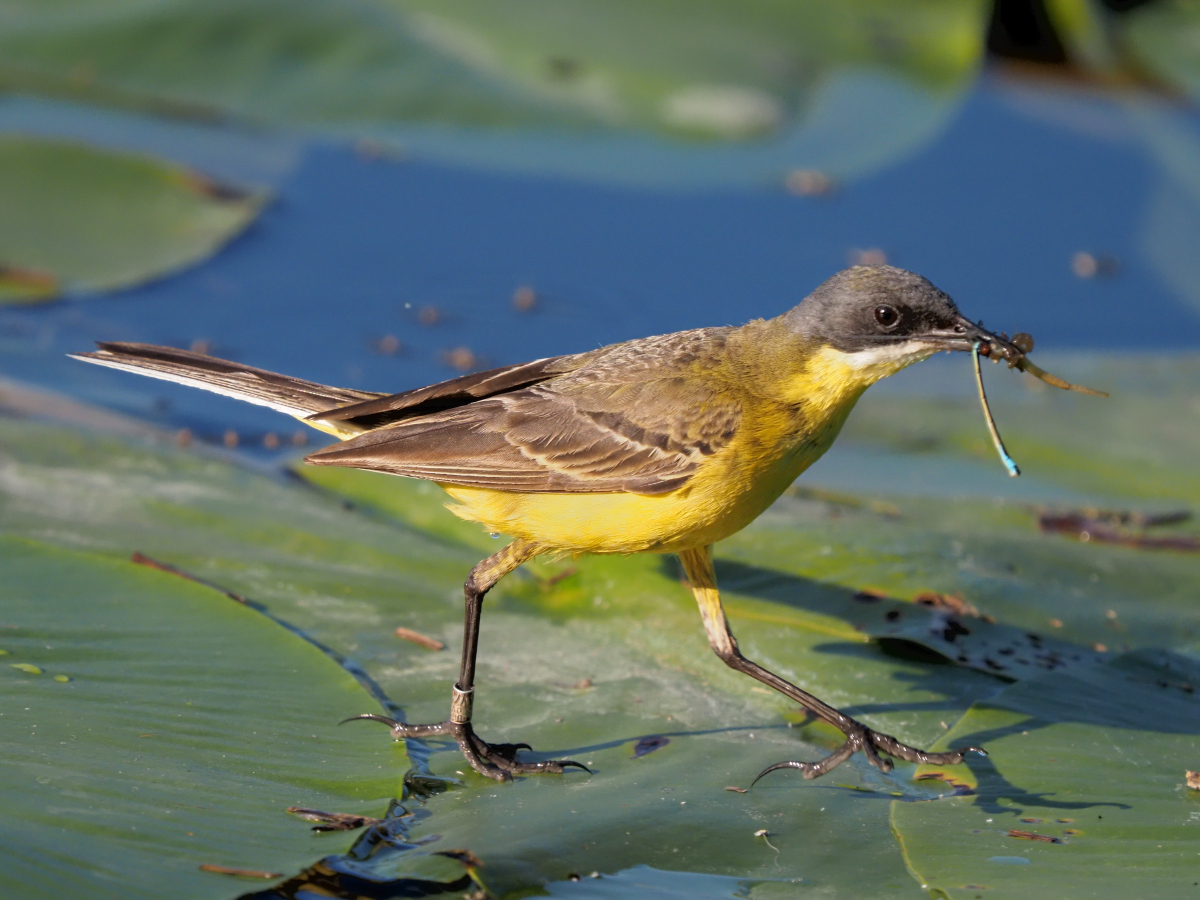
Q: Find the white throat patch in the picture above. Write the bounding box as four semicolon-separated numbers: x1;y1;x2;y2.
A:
839;341;938;378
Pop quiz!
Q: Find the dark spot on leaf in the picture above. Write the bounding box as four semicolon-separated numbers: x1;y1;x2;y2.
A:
633;735;670;758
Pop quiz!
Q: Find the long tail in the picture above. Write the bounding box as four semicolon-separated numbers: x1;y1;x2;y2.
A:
70;342;383;438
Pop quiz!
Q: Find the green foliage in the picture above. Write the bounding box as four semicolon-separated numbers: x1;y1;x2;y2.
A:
0;536;404;899
0;348;1196;896
0;136;265;303
892;651;1200;899
0;0;986;139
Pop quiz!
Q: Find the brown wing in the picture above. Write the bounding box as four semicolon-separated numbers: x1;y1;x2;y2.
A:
310;352;600;432
305;328;741;495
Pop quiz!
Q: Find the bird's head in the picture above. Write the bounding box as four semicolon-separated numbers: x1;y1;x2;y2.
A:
783;265;1021;385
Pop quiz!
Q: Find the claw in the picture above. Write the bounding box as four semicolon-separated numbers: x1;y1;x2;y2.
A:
340;713;400;729
858;733;892;774
752;724;986;785
543;759;592;774
751;759;816;786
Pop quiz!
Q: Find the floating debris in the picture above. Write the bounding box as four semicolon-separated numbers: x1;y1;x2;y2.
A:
418;305;441;326
785;169;835;196
394;627;444;651
1007;829;1062;844
372;334;403;355
287;806;383;832
725;786;748;793
1071;251;1119;278
913;591;980;618
10;663;42;674
291;431;308;447
848;247;887;266
262;432;280;450
1038;511;1200;552
222;429;238;448
199;864;282;878
1186;771;1200;791
512;285;538;312
753;829;779;851
443;347;479;372
189;339;212;355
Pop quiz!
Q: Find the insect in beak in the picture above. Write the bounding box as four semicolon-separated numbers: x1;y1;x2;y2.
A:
920;318;1108;476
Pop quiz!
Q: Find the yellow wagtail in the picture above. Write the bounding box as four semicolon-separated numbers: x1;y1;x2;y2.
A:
74;265;1022;782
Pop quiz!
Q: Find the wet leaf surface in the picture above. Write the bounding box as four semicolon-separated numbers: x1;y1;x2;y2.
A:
0;537;404;899
0;414;1003;898
0;137;264;303
891;651;1200;899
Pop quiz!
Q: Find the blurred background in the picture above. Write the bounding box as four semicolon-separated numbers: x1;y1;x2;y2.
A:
1;0;1198;463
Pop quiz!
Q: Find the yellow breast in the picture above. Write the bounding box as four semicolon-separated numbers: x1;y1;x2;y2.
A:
440;342;880;556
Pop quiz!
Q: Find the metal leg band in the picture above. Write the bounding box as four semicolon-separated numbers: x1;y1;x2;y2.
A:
450;684;474;724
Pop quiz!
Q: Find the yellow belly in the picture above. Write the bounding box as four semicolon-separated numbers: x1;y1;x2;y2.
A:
440;403;852;555
437;342;895;555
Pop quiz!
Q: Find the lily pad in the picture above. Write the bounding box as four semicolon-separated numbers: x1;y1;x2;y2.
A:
3;349;1198;897
891;650;1200;899
0;414;1002;897
0;0;986;139
0;136;265;303
0;536;403;900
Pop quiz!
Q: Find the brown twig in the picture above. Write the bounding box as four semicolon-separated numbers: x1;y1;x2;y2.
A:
394;627;445;651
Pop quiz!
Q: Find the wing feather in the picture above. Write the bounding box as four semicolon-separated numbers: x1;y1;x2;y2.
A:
306;329;741;495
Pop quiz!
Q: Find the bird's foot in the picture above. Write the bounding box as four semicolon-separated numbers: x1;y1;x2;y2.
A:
752;720;985;783
342;714;591;783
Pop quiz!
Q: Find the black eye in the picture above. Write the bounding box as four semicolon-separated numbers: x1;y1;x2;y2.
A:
874;305;900;329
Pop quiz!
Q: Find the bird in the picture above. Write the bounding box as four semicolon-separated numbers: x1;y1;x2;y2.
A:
74;265;1005;783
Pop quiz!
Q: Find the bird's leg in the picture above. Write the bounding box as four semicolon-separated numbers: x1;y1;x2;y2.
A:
677;546;985;782
346;538;588;782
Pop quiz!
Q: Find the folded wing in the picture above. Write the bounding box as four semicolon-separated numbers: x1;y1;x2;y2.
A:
307;329;741;495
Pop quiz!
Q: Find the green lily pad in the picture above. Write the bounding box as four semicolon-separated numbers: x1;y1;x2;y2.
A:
3;345;1198;898
1123;0;1200;100
0;136;265;303
0;0;985;141
0;413;1003;897
891;650;1200;899
0;536;404;900
843;355;1200;506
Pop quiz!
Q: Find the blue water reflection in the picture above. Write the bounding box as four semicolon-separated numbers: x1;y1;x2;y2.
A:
3;72;1198;448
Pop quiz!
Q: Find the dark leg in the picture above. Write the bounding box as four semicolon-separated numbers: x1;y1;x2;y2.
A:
346;539;589;782
677;546;985;782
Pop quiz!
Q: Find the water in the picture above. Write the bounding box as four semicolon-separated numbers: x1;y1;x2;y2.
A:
2;71;1198;454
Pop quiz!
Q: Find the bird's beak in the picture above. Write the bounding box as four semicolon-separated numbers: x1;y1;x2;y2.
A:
918;315;1024;363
